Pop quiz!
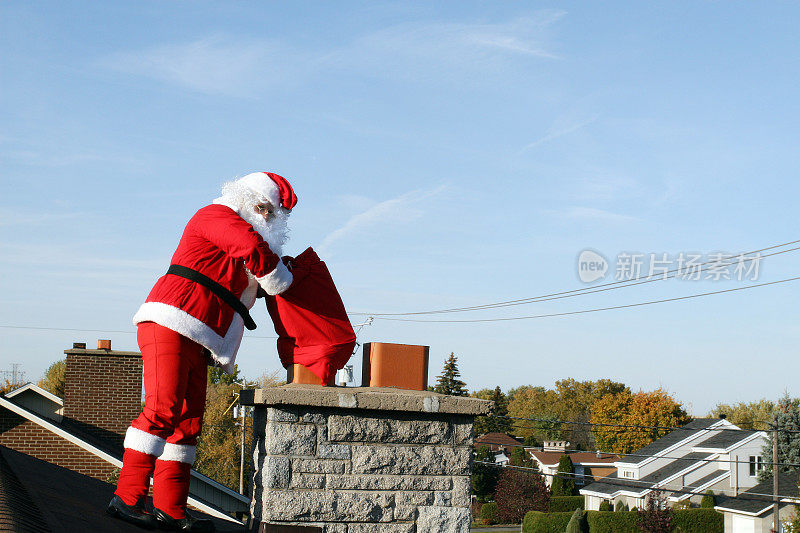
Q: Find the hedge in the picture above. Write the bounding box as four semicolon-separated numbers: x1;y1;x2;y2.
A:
585;511;639;533
523;508;723;533
480;502;499;525
522;511;573;533
549;496;585;513
672;509;723;533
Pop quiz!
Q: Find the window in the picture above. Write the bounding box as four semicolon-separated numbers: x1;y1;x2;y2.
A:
622;470;635;479
749;455;763;477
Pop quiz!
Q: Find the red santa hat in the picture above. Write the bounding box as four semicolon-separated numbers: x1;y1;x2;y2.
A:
238;172;298;211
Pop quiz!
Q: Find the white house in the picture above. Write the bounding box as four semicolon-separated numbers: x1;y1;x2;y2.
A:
580;418;767;510
715;470;800;533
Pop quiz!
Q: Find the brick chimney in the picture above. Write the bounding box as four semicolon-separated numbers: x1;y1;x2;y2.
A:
63;340;142;446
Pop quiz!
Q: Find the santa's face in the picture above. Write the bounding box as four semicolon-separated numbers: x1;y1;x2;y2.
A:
241;201;289;256
218;180;290;256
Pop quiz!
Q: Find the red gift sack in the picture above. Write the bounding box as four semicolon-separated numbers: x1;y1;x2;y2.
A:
265;247;356;385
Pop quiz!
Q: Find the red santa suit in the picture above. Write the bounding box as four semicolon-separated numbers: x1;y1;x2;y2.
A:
114;172;296;522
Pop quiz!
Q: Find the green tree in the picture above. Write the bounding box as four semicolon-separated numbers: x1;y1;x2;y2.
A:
700;490;715;508
759;393;800;483
194;368;282;492
565;507;586;533
707;399;775;430
472;446;499;502
591;389;690;454
433;353;468;396
551;455;576;496
473;387;512;435
506;379;629;449
509;446;534;468
598;500;612;511
38;359;66;398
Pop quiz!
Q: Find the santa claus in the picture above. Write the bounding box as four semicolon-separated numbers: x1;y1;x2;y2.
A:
108;172;297;532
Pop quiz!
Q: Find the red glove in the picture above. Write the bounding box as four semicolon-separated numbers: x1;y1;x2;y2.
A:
266;172;298;210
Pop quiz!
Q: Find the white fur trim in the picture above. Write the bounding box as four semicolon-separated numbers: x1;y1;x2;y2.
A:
124;426;166;457
212;196;240;213
160;442;196;464
132;281;257;374
257;260;293;295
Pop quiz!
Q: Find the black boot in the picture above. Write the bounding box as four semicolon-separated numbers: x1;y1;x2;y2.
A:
153;507;215;532
107;495;158;529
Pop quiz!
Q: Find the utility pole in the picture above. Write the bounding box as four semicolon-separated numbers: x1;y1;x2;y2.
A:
773;426;779;533
239;403;246;495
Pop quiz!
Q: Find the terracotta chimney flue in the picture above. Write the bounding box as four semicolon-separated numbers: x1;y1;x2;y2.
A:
98;339;111;350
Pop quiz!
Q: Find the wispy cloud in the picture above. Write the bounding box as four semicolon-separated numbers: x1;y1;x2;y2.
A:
317;185;447;257
325;12;565;79
99;35;301;97
545;206;639;223
521;112;599;152
98;12;565;96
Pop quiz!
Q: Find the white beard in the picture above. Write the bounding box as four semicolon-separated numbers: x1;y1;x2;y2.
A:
239;206;290;257
214;181;290;257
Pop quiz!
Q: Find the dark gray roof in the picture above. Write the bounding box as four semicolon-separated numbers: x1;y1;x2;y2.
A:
693;430;757;450
618;418;719;464
579;472;635;495
581;451;711;496
715;471;800;516
639;452;713;484
0;445;245;532
685;469;728;489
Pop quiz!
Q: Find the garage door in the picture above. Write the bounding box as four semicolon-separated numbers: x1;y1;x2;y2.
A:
731;514;756;533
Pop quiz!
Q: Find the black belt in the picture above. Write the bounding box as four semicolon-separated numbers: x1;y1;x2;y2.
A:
166;264;257;330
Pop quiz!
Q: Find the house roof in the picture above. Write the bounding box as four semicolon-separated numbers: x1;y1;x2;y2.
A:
617;418;720;464
475;432;522;447
0;394;248;520
692;429;758;450
715;471;800;516
0;445;244;533
4;383;63;406
685;469;728;489
530;451;619;466
580;451;714;497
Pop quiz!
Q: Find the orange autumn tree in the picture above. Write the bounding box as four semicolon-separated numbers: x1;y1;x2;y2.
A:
590;389;690;454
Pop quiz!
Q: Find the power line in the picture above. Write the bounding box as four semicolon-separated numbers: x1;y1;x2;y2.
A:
350;238;800;316
476;461;799;504
0;324;278;339
374;275;800;323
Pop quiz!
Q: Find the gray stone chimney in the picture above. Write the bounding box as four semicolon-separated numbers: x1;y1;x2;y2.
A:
240;384;491;532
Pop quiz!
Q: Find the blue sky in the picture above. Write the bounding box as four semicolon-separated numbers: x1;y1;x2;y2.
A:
2;2;799;416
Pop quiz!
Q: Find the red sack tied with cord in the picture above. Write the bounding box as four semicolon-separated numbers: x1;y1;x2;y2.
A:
264;247;356;385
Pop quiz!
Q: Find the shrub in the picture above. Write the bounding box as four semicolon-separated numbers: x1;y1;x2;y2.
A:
585;511;639;532
598;500;612;511
671;500;691;510
521;511;573;533
636;489;672;533
671;509;723;533
700;490;715;509
549;495;584;513
614;500;625;512
480;502;499;524
495;467;550;523
566;508;587;533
